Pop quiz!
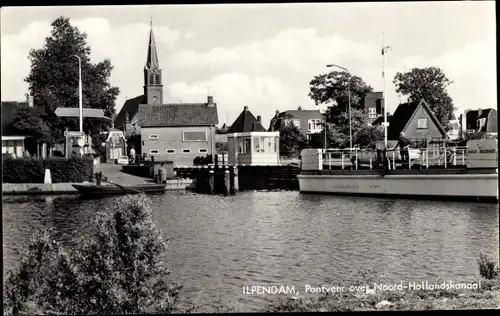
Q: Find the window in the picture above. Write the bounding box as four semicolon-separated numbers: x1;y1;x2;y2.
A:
182;130;207;142
368;108;377;119
182;149;191;154
238;137;251;153
308;119;323;132
199;148;207;153
417;118;428;129
285;119;300;128
150;149;159;154
166;149;175;154
149;134;159;140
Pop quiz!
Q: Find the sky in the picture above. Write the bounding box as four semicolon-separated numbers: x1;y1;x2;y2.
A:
1;2;496;128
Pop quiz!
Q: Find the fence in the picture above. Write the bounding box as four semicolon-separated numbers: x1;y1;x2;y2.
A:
321;146;469;171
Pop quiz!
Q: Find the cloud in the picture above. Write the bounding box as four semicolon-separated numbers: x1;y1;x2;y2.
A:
169;73;296;127
184;31;196;40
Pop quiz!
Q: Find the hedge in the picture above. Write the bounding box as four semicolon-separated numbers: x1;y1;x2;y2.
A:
2;157;94;183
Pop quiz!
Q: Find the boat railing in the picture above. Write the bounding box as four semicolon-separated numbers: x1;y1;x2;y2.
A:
321;146;469;170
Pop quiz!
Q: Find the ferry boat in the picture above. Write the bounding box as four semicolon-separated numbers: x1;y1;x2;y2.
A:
297;138;498;203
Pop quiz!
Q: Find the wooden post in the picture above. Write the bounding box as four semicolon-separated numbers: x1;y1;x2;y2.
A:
444;145;447;169
232;166;239;193
425;149;429;169
369;157;372;170
392;151;396;170
329;152;331;170
341;153;344;170
355;149;358;170
462;149;465;166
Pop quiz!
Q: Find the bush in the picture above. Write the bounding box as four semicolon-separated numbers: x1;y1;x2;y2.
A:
2;156;94;183
3;194;182;315
193;154;213;166
477;251;499;280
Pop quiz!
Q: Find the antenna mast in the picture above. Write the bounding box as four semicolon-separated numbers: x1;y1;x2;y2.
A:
382;32;391;147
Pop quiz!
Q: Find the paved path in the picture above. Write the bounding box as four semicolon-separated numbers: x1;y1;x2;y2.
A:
94;163;152;185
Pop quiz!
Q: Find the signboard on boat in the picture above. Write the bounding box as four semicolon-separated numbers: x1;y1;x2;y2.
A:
466;139;498;169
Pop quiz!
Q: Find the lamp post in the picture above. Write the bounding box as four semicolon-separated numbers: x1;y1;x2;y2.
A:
326;64;352;151
71;55;83;133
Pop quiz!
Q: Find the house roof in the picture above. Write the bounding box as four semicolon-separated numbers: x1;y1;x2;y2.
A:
387;99;447;140
138;103;219;127
268;108;323;130
465;108;494;130
372;115;393;126
228;106;267;133
114;95;145;128
1;101;30;135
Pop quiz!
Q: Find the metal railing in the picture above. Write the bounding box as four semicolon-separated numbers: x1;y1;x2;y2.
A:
320;146;468;170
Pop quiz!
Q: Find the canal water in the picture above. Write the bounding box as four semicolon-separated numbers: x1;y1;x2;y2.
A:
2;191;498;311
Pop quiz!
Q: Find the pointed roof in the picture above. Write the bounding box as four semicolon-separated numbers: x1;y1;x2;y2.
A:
145;23;159;69
228;106;267;133
388;99;447;139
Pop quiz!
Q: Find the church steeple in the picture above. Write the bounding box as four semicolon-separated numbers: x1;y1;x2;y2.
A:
144;16;163;105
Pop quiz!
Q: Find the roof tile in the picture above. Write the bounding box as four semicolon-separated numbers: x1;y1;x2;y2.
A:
138;103;218;127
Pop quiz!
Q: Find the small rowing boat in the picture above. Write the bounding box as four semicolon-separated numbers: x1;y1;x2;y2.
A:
72;183;166;196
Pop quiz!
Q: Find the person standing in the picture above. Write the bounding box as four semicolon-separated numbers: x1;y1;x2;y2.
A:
129;146;136;163
393;132;410;169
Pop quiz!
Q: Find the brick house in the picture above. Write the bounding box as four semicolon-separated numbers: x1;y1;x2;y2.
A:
268;106;323;141
137;99;218;166
361;91;384;122
113;21;219;166
462;108;497;137
388;99;448;145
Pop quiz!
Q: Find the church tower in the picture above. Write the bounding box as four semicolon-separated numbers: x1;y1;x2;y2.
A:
144;19;163;105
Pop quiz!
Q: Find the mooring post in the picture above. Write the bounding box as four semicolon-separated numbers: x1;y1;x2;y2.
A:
231;165;239;193
208;168;215;194
224;170;230;195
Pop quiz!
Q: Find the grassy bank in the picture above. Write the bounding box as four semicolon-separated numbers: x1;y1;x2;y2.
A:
266;278;500;312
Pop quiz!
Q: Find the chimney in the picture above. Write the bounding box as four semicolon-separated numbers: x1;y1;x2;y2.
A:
207;95;214;107
298;106;302;111
28;95;34;108
244;106;249;111
257;115;261;123
478;108;482;117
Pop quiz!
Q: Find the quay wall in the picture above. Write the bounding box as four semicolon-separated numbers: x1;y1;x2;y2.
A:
3;179;194;195
2;183;80;195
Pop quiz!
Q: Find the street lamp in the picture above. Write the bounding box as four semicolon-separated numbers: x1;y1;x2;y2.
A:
71;55;83;133
326;64;352;151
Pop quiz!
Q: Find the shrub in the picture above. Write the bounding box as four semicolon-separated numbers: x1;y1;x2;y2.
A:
3;194;182;315
477;251;499;280
193;154;213;166
2;156;94;183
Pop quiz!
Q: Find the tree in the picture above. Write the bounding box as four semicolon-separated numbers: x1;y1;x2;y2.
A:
325;108;374;148
3;194;181;315
354;124;384;148
24;16;120;145
279;121;308;157
393;67;456;127
309;70;373;111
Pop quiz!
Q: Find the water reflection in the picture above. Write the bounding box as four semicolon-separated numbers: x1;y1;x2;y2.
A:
2;192;498;311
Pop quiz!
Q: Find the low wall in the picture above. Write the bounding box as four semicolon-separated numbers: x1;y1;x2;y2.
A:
165;179;194;191
3;183;79;195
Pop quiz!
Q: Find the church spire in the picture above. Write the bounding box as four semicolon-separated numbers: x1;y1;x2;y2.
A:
145;16;159;69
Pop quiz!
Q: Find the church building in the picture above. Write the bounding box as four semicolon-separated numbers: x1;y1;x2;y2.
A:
114;21;219;166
